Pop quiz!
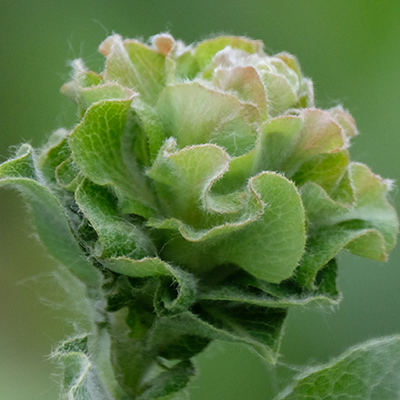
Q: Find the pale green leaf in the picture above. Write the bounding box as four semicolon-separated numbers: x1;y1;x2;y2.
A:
100;34;166;106
329;168;355;206
296;225;387;287
194;36;263;71
291;151;350;196
284;109;346;175
211;148;256;194
256;109;346;177
75;179;154;259
79;83;136;109
147;140;231;225
299;182;348;225
276;335;400;400
60;58;104;104
254;115;303;174
156;82;258;157
36;128;71;183
147;141;263;241
54;332;131;400
213;108;352;196
160;171;306;283
105;257;172;278
224;172;306;283
56;157;83;192
53;336;118;400
275;52;302;77
148;189;263;243
329;106;358;138
212;65;268;115
0;144;101;287
131;97;166;162
269;57;300;90
260;70;298;116
69;99;156;216
297;77;315;108
173;49;200;80
296;163;398;287
348;162;398;251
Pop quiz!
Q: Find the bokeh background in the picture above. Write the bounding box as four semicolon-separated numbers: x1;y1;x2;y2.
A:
1;1;400;399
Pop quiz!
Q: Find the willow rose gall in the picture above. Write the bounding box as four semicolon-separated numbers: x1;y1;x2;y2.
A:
0;33;398;400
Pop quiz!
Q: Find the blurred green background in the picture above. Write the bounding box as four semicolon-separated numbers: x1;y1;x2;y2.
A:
1;1;400;399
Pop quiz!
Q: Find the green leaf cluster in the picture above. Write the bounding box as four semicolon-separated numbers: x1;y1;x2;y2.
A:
1;33;398;399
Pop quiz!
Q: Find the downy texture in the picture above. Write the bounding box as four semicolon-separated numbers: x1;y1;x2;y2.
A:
0;33;398;400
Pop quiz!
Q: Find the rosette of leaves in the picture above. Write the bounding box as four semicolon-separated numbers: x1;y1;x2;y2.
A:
0;33;398;400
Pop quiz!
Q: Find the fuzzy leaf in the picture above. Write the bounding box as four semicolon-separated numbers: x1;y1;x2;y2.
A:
198;259;340;309
108;308;155;398
105;257;173;278
0;145;101;287
260;70;298;116
131;97;166;162
284;109;346;174
297;78;314;108
147;140;231;225
194;36;263;71
255;109;346;177
79;83;136;109
75;179;154;259
276;335;400;400
329;106;358;138
100;35;166;106
171;49;200;81
151;306;286;364
104;256;197;314
60;59;105;111
224;172;306;282
160;171;305;283
156;82;258;157
109;308;196;400
297;225;387;287
150;190;263;243
254;115;303;173
53;336;118;400
56;157;83;191
291;151;350;196
276;52;301;77
348;162;398;251
211;110;353;196
37;128;71;183
212;66;268;115
297;163;398;287
137;360;196;400
69;99;156;216
153;333;210;361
